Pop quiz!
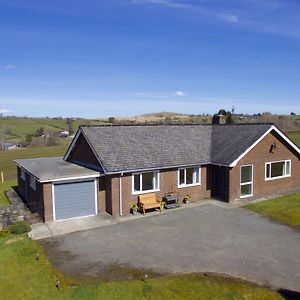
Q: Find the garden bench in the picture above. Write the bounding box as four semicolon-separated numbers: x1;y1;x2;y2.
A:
138;193;162;215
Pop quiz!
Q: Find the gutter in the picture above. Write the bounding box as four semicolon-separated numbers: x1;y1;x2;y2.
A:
119;173;123;216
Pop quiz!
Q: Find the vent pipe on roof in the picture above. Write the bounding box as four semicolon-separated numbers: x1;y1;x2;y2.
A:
119;173;123;216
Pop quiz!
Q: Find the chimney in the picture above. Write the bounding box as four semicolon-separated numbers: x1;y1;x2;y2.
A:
217;114;226;124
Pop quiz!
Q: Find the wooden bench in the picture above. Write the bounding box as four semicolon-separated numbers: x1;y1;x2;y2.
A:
138;193;162;215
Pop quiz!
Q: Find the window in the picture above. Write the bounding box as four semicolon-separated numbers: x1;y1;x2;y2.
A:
240;165;253;198
265;160;291;180
132;171;159;194
30;175;36;190
178;167;200;187
20;169;26;180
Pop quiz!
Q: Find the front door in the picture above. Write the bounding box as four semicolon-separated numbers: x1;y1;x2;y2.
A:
212;166;228;201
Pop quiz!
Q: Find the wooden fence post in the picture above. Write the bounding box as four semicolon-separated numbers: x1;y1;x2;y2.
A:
1;172;4;183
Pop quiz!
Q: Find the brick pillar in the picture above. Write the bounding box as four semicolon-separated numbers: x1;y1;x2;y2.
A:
43;183;53;222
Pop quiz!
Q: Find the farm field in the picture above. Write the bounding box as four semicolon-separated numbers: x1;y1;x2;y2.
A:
0;117;108;143
244;193;300;229
0;234;283;300
289;131;300;147
0;145;68;181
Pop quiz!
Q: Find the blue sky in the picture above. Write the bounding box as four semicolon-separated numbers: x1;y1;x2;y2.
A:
0;0;300;117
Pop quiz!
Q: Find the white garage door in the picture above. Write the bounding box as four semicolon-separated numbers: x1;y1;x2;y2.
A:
54;180;97;221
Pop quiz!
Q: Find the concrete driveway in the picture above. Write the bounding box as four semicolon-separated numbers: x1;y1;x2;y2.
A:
40;204;300;292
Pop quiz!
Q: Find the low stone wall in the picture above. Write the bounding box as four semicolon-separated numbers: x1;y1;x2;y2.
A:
0;189;41;228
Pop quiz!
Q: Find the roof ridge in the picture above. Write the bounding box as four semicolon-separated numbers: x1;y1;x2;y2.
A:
80;123;273;128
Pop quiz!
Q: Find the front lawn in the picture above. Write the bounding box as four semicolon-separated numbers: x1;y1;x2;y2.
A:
0;180;16;207
244;193;300;229
0;235;282;300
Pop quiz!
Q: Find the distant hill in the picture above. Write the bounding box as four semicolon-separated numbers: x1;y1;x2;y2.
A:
1;113;300;146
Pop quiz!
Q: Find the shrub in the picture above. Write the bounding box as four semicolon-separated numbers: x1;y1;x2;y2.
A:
9;221;31;234
0;229;10;238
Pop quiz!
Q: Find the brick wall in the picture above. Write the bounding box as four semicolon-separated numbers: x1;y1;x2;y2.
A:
43;183;53;222
17;166;45;218
229;130;300;202
119;166;211;216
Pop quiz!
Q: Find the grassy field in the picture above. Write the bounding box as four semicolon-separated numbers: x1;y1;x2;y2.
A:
244;193;300;229
288;132;300;147
0;235;282;300
0;180;16;207
0;145;68;181
0;117;108;143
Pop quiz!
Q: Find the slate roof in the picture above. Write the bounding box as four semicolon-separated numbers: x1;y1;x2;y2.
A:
80;124;273;173
14;157;99;182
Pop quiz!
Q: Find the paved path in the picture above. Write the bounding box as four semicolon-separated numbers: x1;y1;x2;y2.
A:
41;204;300;292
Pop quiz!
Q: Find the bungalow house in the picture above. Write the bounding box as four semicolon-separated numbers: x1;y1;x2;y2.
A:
14;124;300;222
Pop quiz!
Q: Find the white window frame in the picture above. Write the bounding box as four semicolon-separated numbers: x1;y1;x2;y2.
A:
20;169;26;180
265;160;291;181
132;171;160;195
178;167;201;188
240;164;253;198
30;175;37;191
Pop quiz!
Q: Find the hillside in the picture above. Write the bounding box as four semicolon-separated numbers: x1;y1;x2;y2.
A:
0;117;108;144
1;113;300;146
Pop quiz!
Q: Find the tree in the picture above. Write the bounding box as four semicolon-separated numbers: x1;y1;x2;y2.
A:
34;127;44;137
226;113;235;124
66;118;74;134
25;134;33;146
290;112;296;116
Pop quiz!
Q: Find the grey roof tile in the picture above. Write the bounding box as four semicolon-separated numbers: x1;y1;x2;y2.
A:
81;124;273;173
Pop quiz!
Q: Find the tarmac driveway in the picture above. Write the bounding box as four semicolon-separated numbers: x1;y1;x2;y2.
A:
40;204;300;292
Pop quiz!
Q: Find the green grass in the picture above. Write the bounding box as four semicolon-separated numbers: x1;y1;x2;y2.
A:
288;132;300;147
0;235;282;300
244;193;300;229
0;145;68;181
0;180;16;207
0;117;108;143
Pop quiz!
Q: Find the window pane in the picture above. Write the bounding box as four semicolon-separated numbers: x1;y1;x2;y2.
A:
179;169;185;185
153;172;158;189
134;174;140;192
271;162;285;177
266;164;270;178
241;166;252;183
186;168;194;185
194;168;199;183
286;161;291;175
142;172;154;191
241;184;252;196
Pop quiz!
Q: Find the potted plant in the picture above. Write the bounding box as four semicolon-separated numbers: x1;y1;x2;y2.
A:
183;194;190;204
131;203;139;215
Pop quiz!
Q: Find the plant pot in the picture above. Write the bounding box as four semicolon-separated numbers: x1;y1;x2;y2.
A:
132;208;138;215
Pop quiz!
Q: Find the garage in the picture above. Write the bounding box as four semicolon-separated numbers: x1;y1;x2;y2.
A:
53;180;97;221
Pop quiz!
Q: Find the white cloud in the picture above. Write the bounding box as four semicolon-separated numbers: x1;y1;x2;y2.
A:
221;14;240;23
0;108;12;114
131;0;190;9
4;64;16;70
174;90;186;97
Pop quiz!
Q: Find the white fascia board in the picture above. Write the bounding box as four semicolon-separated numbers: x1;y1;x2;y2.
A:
40;174;100;183
230;125;300;167
63;127;107;174
63;128;82;161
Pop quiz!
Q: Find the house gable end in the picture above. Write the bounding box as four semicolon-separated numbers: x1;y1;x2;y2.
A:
229;125;300;167
64;129;104;172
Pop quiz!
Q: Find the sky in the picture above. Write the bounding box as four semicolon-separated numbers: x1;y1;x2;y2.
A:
0;0;300;118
